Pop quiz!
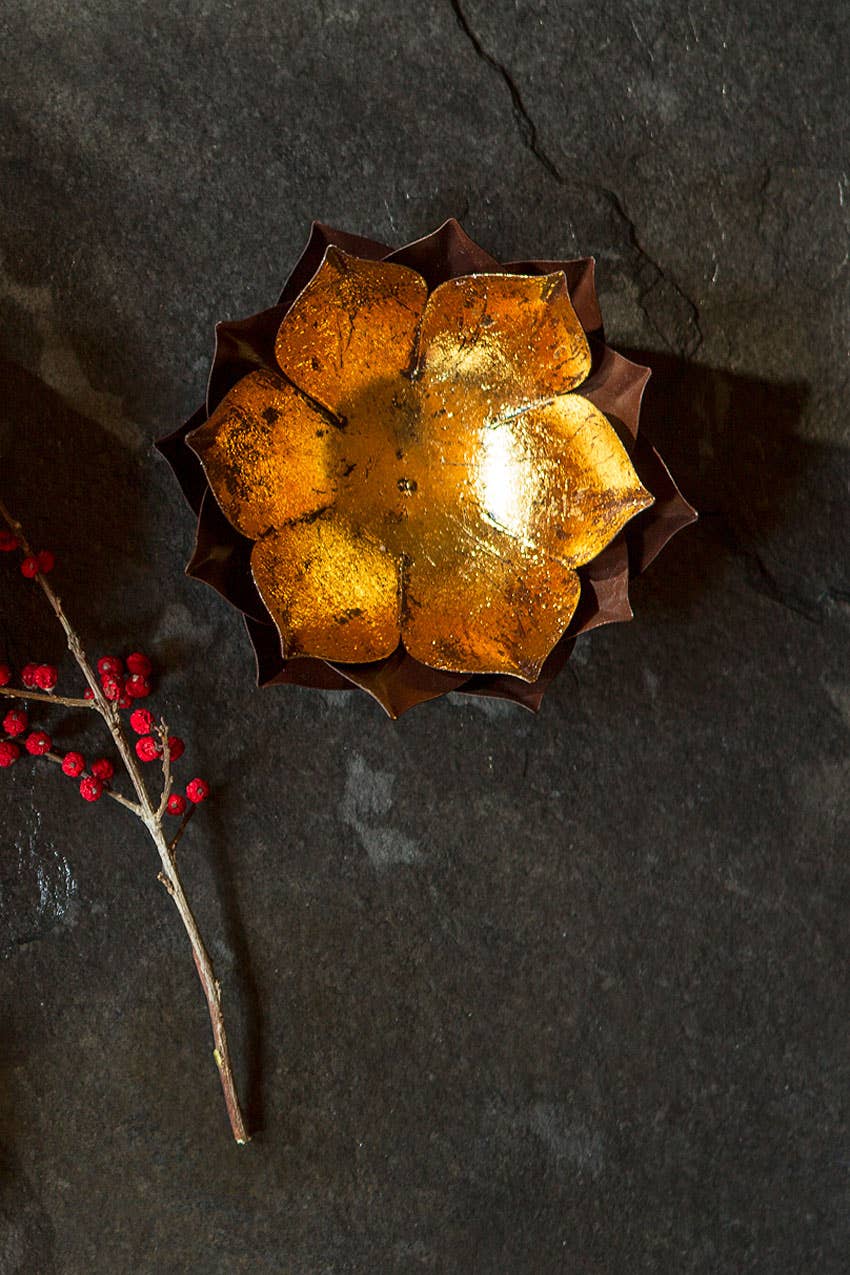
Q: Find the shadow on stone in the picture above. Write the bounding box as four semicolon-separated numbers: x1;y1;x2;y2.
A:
621;350;837;619
0;358;147;658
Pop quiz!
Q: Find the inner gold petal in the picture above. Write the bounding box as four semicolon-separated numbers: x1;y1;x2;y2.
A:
403;539;582;681
187;368;336;540
274;247;428;418
251;516;401;664
414;272;591;415
506;393;654;569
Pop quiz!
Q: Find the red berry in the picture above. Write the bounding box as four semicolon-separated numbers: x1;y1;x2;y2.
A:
90;757;115;781
62;751;86;777
117;691;132;709
0;741;20;767
126;652;152;677
129;707;153;735
20;556;39;578
135;735;160;763
79;776;103;802
124;674;151;699
21;664;38;689
34;664;58;691
101;674;124;701
166;736;185;761
25;730;52;756
166;793;187;816
0;529;19;552
84;688;95;701
97;656;124;676
0;664;10;686
37;550;55;574
186;778;209;804
2;708;28;736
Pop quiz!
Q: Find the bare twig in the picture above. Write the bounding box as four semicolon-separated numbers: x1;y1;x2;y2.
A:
0;685;96;710
0;496;249;1145
42;751;143;815
168;803;196;855
156;720;172;820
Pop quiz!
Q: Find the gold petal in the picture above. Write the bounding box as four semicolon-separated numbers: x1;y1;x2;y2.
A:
274;247;428;416
251;515;400;663
480;392;654;570
187;369;336;539
403;532;581;682
400;389;650;679
415;272;591;416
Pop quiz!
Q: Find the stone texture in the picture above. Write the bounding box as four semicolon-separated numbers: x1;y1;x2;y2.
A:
0;2;848;1271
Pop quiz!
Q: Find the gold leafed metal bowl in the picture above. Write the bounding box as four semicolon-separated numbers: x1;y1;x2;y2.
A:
159;220;696;717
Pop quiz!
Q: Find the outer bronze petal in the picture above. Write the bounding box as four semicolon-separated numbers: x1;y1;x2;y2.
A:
157;405;211;516
273;248;428;417
627;435;698;571
581;344;651;444
188;489;269;623
332;647;471;719
581;347;695;568
458;635;576;712
251;514;401;663
571;538;633;634
206;305;289;417
386;218;502;289
416;272;591;411
187;368;337;539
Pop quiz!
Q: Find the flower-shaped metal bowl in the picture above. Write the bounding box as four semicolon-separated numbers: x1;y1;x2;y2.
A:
159;220;695;717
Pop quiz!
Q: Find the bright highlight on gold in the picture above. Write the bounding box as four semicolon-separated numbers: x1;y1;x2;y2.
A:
188;248;652;681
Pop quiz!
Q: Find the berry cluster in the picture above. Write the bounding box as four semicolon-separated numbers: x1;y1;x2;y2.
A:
1;645;209;811
2;538;208;812
2;652;211;810
127;705;207;814
2;518;210;812
2;647;208;805
0;704;52;767
21;662;59;691
85;651;154;708
0;528;54;577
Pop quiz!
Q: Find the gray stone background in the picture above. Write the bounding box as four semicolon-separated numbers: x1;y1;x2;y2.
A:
1;2;848;1271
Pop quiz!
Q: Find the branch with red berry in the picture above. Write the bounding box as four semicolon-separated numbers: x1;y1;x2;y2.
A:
0;499;249;1145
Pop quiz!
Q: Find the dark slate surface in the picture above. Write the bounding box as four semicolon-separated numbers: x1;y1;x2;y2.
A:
1;3;848;1271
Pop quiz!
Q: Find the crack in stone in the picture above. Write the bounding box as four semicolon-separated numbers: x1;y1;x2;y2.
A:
449;0;561;182
448;0;704;359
